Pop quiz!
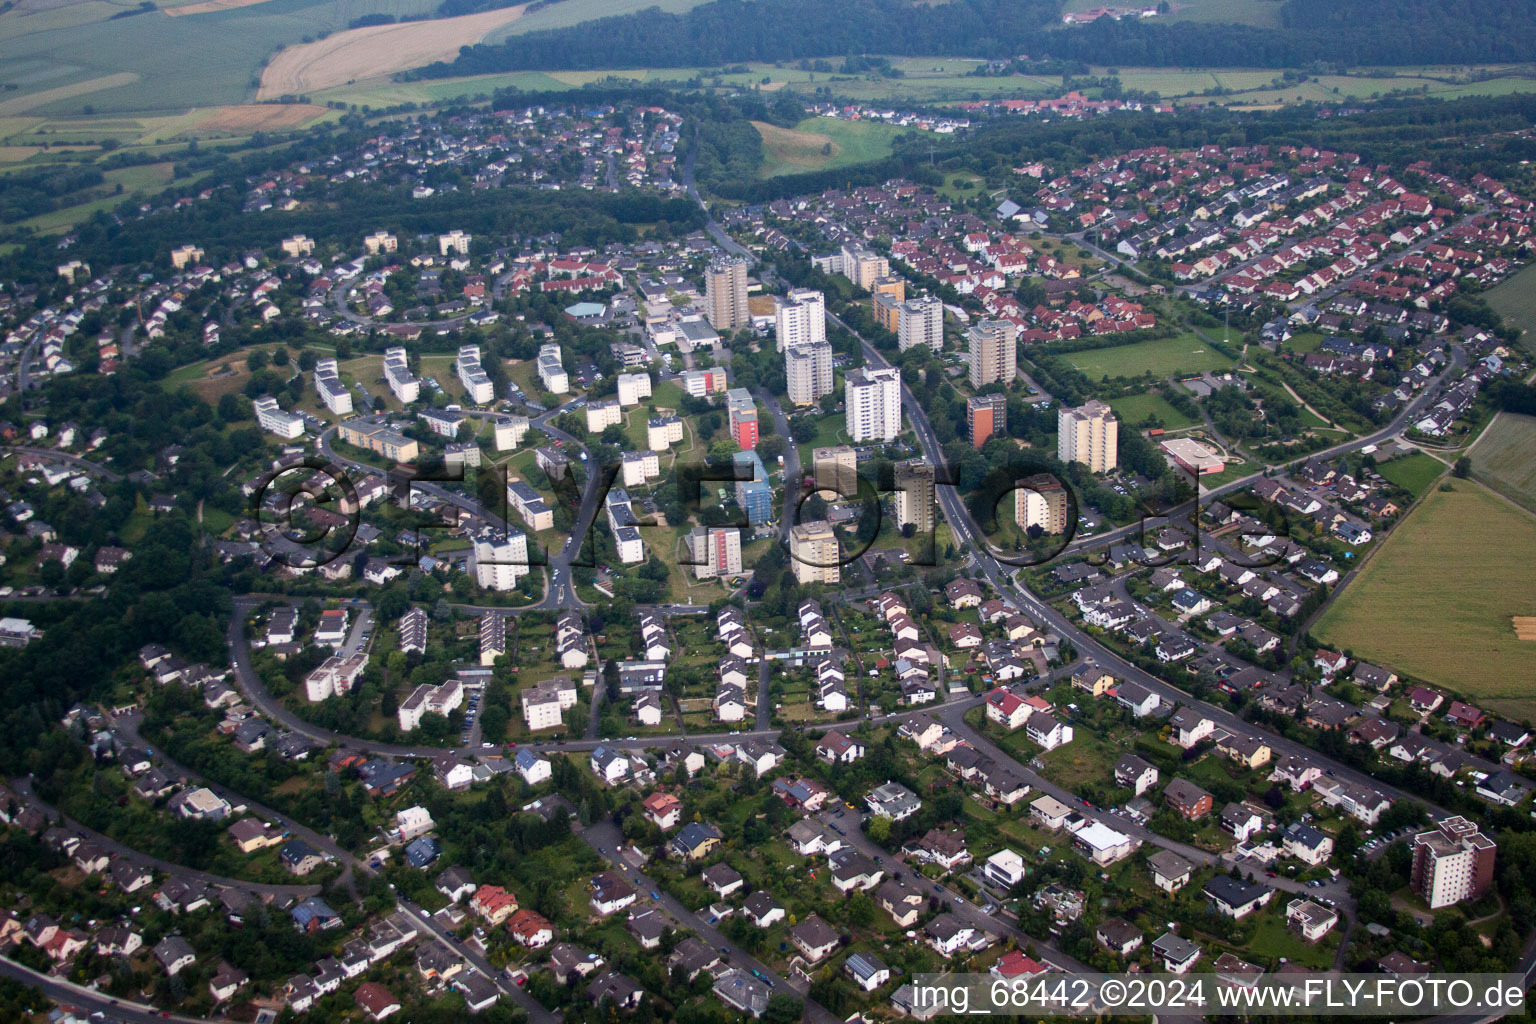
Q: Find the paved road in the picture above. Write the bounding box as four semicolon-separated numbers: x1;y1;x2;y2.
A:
13;777;323;899
105;714;359;895
578;819;840;1024
832;310;1450;827
2;445;121;482
0;955;208;1024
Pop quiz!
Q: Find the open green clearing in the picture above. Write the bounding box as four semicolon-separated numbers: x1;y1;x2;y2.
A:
1106;391;1200;430
1484;262;1536;358
1469;412;1536;513
754;116;927;177
1065;332;1236;379
1376;451;1446;498
1314;481;1536;718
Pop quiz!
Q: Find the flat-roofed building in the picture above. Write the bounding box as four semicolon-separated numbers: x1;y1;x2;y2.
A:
894;459;935;534
1412;816;1496;908
474;531;530;591
1058;400;1118;473
968;319;1017;388
1016;473;1069;534
897;295;944;353
968;393;1007;448
785;340;834;406
790;521;839;585
338;419;419;461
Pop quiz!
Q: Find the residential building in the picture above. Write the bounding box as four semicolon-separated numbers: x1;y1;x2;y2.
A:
726;388;760;449
1058;400;1118;473
1015;473;1069;534
811;444;857;495
897;295;944;352
338;419;418;461
456;345;493;405
790;521;839;585
704;257;750;330
967;319;1017;388
687;526;743;579
537;343;568;393
893;459;935;534
383;347;419;404
254;396;304;440
1412;816;1496;908
845;366;902;442
968;393;1007;448
785;340;834;405
774;289;826;349
474;531;530;591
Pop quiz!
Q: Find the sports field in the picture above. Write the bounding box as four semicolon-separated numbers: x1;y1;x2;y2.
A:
1315;481;1536;718
1065;332;1235;380
1469;412;1536;513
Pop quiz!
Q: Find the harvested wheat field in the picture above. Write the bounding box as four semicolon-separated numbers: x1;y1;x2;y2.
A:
257;6;526;99
164;0;272;17
195;104;330;132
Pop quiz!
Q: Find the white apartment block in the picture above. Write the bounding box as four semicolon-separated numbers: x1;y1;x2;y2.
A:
689;526;743;579
457;345;494;405
522;677;578;730
494;416;529;450
647;416;684;450
615;372;653;407
398;678;464;732
314;358;353;416
438;230;472;256
254;396;304;439
537;344;568;394
845;366;902;442
621;450;661;487
363;231;397;255
897;296;944;353
474;532;530;591
785;341;834;406
383;347;420;404
304;652;369;702
586;400;623;433
281;235;315;257
774;289;826;350
1058;400;1119;473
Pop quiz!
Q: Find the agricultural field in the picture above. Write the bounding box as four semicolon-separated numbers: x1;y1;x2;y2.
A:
1484;262;1536;357
0;0;443;115
1468;412;1536;513
1314;481;1536;718
754;116;926;177
1106;391;1199;430
1064;332;1236;379
257;5;529;99
1376;450;1446;499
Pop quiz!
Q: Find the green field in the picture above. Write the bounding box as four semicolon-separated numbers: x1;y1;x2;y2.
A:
1065;332;1236;380
1469;412;1536;513
0;0;441;115
1106;391;1200;430
755;116;924;177
1485;262;1536;357
1315;482;1536;718
1376;451;1446;498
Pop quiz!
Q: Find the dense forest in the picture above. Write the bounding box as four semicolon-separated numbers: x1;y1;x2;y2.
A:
413;0;1536;79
